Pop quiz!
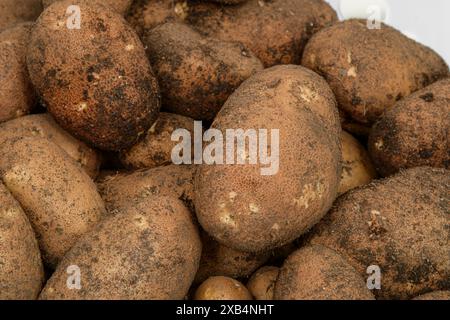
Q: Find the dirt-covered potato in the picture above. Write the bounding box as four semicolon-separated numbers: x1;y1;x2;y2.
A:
0;23;36;123
0;182;44;300
412;291;450;301
144;22;263;121
120;112;195;169
0;0;42;31
274;245;375;300
39;196;201;300
339;131;376;195
369;78;450;177
42;0;132;15
302;19;449;125
0;114;101;178
194;65;341;253
194;276;253;300
247;266;279;300
0;137;106;267
308;167;450;300
27;0;160;151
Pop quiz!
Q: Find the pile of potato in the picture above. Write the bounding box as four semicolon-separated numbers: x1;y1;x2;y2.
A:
0;0;448;300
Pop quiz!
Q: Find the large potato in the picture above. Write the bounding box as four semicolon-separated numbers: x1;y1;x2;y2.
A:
302;19;449;125
144;22;263;121
0;114;101;178
39;196;201;300
308;167;450;300
27;0;160;151
369;78;450;177
42;0;132;15
0;137;106;267
274;245;375;300
0;23;36;123
0;0;42;31
0;182;44;300
194;65;341;253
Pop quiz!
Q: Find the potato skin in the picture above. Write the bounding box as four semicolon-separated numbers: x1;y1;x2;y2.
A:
274;245;375;300
0;137;106;267
0;182;44;300
194;276;253;300
120;112;195;169
39;196;201;300
42;0;132;15
144;22;263;121
308;167;450;300
247;266;279;300
368;78;450;177
412;291;450;301
302;19;449;125
0;0;42;31
0;114;101;178
194;65;341;253
339;131;376;195
27;0;160;151
0;23;36;123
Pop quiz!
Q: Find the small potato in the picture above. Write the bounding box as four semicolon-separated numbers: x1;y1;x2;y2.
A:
274;245;375;300
302;19;449;125
39;196;201;300
42;0;133;15
0;137;106;267
27;0;160;151
144;22;263;121
0;23;36;123
247;266;279;300
339;131;376;195
0;0;42;31
194;276;253;300
369;78;450;177
0;182;44;300
412;291;450;301
0;114;101;178
308;167;450;300
120;112;195;169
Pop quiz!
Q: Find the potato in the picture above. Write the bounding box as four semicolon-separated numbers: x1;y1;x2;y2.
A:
339;109;371;138
339;131;376;195
274;245;375;300
0;114;101;178
194;65;341;253
144;22;263;121
120;112;195;169
0;23;36;123
308;167;450;300
302;19;449;125
0;182;44;300
42;0;132;15
39;196;201;300
368;78;450;177
0;0;42;31
412;291;450;301
27;0;160;151
194;276;253;300
0;137;106;267
247;266;279;300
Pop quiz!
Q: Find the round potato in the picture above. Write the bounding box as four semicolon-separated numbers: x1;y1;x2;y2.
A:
194;65;341;253
0;23;36;123
0;137;106;267
339;131;376;195
194;276;253;300
369;78;450;177
0;182;44;300
274;245;375;300
144;22;263;121
308;167;450;300
0;0;42;31
302;19;449;125
27;0;160;151
412;291;450;301
42;0;132;15
247;266;279;300
39;196;201;300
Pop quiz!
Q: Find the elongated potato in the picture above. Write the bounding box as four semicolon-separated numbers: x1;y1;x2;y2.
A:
302;19;449;125
0;182;44;300
27;0;160;151
247;266;279;300
194;276;253;300
0;114;101;178
39;196;201;300
0;0;42;31
0;137;106;267
308;167;450;300
42;0;132;15
194;65;341;253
